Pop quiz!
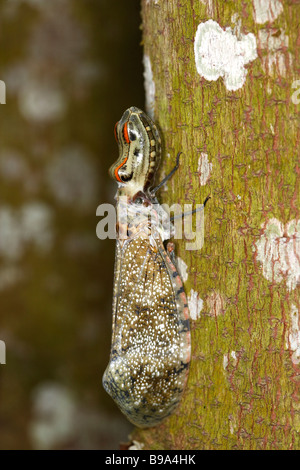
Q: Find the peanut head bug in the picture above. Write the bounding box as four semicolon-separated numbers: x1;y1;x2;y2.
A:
102;107;192;428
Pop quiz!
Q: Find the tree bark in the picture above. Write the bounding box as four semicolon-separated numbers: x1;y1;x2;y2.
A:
135;0;300;450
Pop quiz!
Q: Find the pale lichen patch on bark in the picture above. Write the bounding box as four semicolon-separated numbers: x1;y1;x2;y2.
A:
206;290;227;317
223;351;237;370
143;54;155;119
197;152;212;186
187;289;203;320
128;440;145;450
257;29;292;77
176;257;188;283
194;20;257;91
199;0;215;18
252;0;283;25
253;218;300;292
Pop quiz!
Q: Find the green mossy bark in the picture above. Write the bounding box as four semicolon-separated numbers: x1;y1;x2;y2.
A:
135;0;300;450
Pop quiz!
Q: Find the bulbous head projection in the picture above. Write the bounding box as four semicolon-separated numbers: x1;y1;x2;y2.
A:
109;107;161;197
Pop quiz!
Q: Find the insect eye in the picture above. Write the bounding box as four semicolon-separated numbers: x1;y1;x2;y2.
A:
129;130;136;141
120;173;133;183
114;122;119;143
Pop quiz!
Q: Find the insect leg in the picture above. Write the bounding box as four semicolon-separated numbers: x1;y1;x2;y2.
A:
151;152;182;195
170;195;211;222
166;242;176;265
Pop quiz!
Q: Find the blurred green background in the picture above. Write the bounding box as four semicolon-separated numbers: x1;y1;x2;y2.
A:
0;0;144;449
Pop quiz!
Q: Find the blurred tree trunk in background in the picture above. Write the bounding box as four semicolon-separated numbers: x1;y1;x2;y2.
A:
0;0;144;450
135;0;300;450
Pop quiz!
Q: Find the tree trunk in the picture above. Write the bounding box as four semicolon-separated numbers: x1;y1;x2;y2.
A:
134;0;300;450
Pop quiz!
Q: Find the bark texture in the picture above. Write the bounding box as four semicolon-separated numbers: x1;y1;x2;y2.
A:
136;0;300;450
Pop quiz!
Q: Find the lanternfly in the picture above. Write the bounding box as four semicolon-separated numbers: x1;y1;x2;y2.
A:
102;107;191;428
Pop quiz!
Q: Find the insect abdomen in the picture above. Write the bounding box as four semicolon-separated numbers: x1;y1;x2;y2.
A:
102;236;190;428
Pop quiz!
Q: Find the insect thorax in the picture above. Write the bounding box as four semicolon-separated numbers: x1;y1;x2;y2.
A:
116;196;174;245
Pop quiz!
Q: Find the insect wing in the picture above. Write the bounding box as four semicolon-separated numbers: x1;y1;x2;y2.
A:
102;234;190;428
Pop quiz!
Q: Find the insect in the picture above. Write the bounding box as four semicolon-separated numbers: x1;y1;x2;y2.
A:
102;106;191;428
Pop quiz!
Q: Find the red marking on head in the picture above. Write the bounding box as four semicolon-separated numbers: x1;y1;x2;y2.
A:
123;122;130;144
114;157;128;183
